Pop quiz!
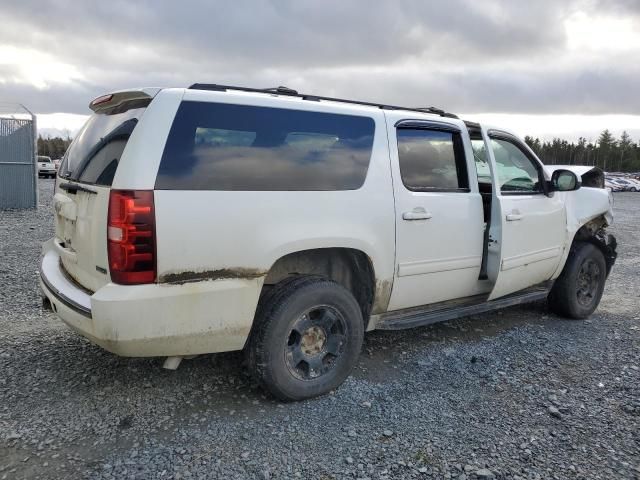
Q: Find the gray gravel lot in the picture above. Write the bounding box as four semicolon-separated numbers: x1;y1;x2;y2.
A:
1;180;639;480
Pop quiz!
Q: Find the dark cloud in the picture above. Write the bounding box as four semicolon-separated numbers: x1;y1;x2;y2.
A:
594;0;640;15
0;0;637;115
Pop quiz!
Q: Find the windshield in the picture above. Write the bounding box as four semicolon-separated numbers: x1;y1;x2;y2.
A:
59;99;148;186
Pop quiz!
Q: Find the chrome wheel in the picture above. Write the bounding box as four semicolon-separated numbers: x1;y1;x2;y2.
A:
285;305;346;381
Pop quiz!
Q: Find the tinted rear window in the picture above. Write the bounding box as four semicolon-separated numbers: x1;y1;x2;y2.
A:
59;99;148;186
155;102;375;191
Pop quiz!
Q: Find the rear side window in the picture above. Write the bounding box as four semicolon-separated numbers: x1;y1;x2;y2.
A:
59;99;148;186
397;128;469;191
155;102;375;191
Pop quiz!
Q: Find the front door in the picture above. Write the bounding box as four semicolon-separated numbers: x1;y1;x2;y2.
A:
482;128;566;300
387;118;485;311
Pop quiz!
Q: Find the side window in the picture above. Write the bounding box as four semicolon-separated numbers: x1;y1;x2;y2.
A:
396;128;468;191
490;138;542;194
470;138;492;188
156;102;375;191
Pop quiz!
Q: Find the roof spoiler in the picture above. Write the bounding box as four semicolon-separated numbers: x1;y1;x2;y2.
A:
89;88;161;112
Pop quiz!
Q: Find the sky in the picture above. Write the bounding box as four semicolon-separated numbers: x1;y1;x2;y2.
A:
1;0;639;142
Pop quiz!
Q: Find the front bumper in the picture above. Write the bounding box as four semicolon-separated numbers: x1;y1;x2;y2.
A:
39;239;261;357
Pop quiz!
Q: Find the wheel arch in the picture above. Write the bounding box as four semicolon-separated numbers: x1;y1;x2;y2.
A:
570;218;617;276
553;214;617;280
260;247;387;329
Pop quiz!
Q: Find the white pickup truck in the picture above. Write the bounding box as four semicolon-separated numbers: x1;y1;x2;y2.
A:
40;85;617;400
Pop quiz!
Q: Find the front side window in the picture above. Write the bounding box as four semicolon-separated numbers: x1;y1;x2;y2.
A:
397;128;468;191
156;102;375;191
490;138;542;194
470;138;492;188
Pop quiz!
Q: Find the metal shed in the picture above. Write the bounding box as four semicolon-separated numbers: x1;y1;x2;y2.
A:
0;103;38;209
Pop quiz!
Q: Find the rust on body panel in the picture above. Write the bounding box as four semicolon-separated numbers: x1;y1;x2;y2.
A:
159;268;267;285
371;278;392;315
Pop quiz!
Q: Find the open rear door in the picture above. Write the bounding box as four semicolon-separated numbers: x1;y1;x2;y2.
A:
480;126;566;301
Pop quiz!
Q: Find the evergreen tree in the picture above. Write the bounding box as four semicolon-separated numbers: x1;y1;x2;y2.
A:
37;136;73;159
597;129;616;171
618;131;633;172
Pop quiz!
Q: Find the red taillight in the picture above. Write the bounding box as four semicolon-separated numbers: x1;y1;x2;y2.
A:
107;190;156;285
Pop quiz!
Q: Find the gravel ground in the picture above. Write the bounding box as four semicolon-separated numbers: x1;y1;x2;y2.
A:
1;180;638;480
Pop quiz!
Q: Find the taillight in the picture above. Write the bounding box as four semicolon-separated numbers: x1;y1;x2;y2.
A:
107;190;156;285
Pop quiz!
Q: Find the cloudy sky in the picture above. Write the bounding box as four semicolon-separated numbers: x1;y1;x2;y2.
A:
1;0;639;141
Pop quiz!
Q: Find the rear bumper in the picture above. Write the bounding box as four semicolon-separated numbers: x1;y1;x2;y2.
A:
39;239;261;357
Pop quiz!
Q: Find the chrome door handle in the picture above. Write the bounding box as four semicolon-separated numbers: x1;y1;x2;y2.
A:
506;213;523;221
403;210;433;221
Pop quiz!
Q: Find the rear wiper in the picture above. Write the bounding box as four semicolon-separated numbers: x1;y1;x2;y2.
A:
58;182;97;195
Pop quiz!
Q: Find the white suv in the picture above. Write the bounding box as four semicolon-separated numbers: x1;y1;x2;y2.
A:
41;84;617;400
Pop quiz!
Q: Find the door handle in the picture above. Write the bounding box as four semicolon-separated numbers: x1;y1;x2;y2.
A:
506;213;523;221
403;210;432;221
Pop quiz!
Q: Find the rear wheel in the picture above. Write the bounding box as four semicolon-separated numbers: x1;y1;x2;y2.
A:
548;242;607;319
246;276;364;401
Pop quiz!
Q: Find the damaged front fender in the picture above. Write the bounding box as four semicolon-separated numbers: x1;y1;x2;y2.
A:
549;179;616;281
574;222;618;276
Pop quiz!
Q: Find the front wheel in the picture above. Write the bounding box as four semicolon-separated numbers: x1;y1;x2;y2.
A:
246;276;364;401
548;242;607;319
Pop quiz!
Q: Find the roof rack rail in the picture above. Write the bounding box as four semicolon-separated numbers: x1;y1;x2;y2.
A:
188;83;458;119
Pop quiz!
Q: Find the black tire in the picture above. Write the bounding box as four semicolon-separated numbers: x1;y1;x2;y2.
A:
548;242;607;319
246;275;364;401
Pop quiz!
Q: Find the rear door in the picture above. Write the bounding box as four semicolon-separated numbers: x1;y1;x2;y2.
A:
54;95;151;292
386;117;485;311
481;128;566;300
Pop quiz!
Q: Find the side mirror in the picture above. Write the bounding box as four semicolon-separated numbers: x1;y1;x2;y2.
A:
551;169;580;192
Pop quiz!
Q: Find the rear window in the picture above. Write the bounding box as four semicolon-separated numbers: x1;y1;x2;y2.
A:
155;101;375;191
59;99;148;186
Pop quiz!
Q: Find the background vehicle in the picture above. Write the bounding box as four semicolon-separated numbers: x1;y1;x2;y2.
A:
37;155;56;178
605;178;624;192
610;177;640;191
40;85;617;400
623;178;640;191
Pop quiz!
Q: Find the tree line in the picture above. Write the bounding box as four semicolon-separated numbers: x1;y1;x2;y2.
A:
524;130;640;173
37;135;72;160
37;129;640;173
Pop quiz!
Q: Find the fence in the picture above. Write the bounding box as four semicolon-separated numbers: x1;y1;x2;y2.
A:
0;104;37;209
